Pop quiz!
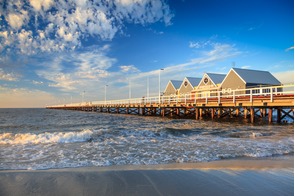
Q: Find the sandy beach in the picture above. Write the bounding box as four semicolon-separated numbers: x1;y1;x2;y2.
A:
0;156;293;196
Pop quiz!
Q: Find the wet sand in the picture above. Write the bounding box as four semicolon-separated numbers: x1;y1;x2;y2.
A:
0;156;293;196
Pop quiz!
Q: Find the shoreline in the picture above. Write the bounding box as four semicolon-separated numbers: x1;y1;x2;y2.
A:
1;155;293;173
0;156;293;196
64;155;295;172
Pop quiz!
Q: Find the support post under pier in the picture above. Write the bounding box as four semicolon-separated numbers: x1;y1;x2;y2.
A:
277;108;282;123
268;108;273;123
250;107;255;123
195;108;199;120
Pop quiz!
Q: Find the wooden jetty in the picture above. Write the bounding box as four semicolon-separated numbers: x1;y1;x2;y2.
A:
47;85;294;123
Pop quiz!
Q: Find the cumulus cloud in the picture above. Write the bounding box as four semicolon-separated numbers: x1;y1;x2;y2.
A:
7;13;24;30
29;0;54;12
0;0;173;55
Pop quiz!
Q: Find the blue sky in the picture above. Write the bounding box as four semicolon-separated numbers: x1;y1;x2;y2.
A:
0;0;294;108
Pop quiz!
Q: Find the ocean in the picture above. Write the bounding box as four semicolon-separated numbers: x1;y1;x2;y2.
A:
0;108;293;170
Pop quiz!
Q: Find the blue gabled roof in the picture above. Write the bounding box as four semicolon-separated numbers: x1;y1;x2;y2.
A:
170;80;182;89
206;73;226;84
186;77;202;87
232;68;281;85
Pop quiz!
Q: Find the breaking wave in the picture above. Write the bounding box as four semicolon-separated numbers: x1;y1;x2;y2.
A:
0;130;94;145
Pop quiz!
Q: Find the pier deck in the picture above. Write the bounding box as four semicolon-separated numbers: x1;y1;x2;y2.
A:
47;85;294;123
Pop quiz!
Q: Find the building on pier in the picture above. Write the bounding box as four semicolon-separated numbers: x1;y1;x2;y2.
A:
192;73;226;98
178;77;202;95
163;80;182;96
220;68;282;95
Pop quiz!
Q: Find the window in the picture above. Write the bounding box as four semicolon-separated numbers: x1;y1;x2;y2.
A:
262;89;270;93
252;89;260;94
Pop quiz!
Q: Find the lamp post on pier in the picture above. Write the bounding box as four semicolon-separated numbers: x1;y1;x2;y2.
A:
82;91;85;103
159;68;164;104
129;78;131;99
147;76;149;98
104;85;108;104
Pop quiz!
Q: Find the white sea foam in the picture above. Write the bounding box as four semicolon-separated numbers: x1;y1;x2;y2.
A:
1;132;293;170
0;129;93;145
251;132;263;138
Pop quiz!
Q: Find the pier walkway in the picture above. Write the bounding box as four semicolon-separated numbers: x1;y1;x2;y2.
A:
47;85;294;123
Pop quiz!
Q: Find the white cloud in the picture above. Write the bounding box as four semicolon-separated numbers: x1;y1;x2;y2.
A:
241;65;251;69
120;65;140;73
1;0;173;54
32;80;44;85
285;46;294;52
138;43;240;80
29;0;54;12
184;43;241;69
0;68;20;81
189;40;213;49
189;41;202;49
74;47;116;79
36;58;78;91
29;0;42;11
35;46;116;91
7;13;24;30
203;43;240;62
48;73;78;90
5;8;29;30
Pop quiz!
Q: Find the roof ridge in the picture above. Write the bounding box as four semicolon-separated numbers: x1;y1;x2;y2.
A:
232;67;270;73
